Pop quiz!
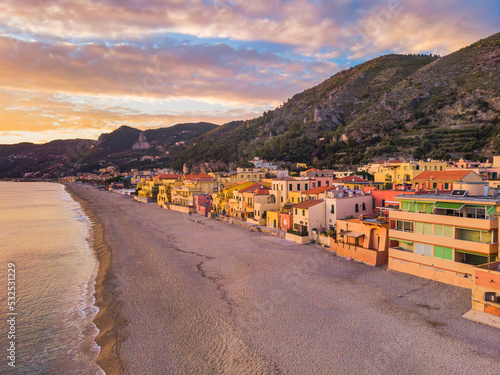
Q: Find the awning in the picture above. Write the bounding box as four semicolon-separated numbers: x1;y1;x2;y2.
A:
344;231;365;238
435;202;464;210
487;206;496;216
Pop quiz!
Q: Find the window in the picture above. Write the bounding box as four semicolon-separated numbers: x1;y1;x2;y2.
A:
295;208;297;215
457;229;492;243
305;184;308;190
326;181;330;186
415;243;432;256
444;183;449;190
330;205;335;214
289;184;292;190
415;222;432;235
297;184;300;190
292;197;294;203
362;202;366;211
318;181;322;187
281;197;283;203
396;220;414;232
398;241;414;253
372;199;376;210
434;246;453;260
302;209;305;216
355;203;359;212
432;182;437;188
440;166;443;171
434;224;453;238
404;166;408;170
416;202;424;212
382;199;385;207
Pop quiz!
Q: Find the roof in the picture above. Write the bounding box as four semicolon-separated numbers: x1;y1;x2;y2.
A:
412;170;475;181
254;188;270;195
333;176;371;183
293;199;324;209
154;174;181;180
302;186;335;194
184;174;215;181
305;168;321;172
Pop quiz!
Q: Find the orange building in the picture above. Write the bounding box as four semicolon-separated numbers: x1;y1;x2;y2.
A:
332;216;390;266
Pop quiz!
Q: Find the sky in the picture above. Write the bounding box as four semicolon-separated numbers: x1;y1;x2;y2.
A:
0;0;499;144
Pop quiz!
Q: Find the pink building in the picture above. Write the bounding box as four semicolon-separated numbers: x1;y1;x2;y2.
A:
193;194;213;216
279;212;293;231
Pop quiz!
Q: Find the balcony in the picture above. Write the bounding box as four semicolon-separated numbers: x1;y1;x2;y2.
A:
389;229;498;255
390;210;498;231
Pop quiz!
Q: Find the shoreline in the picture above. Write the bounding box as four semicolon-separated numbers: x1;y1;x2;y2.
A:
64;183;126;375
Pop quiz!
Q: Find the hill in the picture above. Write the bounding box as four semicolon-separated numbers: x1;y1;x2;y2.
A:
171;32;500;171
0;122;218;178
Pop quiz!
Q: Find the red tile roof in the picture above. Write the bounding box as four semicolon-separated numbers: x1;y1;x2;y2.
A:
333;176;371;183
293;199;324;209
302;186;335;194
412;170;474;181
154;174;181;180
254;188;270;195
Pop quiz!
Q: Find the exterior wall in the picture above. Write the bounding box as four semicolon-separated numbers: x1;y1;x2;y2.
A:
279;213;293;231
332;219;389;266
388;248;474;288
324;195;373;229
292;201;325;236
234;168;265;183
267;210;280;229
470;262;500;317
310;176;333;188
388;197;500;288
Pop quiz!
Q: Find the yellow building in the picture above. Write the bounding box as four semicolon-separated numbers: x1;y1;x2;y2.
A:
231;168;266;183
171;175;218;208
214;181;255;215
373;160;448;186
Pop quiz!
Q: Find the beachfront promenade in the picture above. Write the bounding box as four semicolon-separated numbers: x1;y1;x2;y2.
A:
67;183;500;374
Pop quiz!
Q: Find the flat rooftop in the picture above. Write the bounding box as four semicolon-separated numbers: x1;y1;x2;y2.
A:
396;193;500;203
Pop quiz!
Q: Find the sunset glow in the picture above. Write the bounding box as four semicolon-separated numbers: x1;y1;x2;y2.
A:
1;0;499;144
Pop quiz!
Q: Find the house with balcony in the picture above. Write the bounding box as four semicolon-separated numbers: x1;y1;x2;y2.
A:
270;178;313;205
333;216;390;266
388;187;499;288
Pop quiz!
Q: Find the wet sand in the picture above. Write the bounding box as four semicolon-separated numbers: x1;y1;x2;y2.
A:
66;183;500;374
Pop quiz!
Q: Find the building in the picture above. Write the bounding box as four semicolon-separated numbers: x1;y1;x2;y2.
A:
388;189;499;288
300;168;335;178
291;199;326;237
249;157;278;170
412;170;483;191
332;176;383;190
233;168;266;183
193;194;213;216
324;188;373;231
332;216;390;266
463;260;500;328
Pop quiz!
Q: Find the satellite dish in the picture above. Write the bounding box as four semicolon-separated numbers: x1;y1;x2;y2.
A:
427;158;431;162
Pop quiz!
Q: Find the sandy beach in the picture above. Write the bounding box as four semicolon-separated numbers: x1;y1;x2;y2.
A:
66;183;500;374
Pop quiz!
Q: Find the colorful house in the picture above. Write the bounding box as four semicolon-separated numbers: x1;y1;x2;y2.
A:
388;190;499;288
412;170;483;191
324;188;373;231
292;199;326;237
332;216;390;266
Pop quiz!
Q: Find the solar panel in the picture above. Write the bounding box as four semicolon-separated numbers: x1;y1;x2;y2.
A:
450;190;467;196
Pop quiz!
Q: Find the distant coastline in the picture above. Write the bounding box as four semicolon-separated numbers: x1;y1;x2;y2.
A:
64;183;126;375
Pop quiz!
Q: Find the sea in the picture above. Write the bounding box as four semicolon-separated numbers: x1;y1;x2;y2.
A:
0;181;103;374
